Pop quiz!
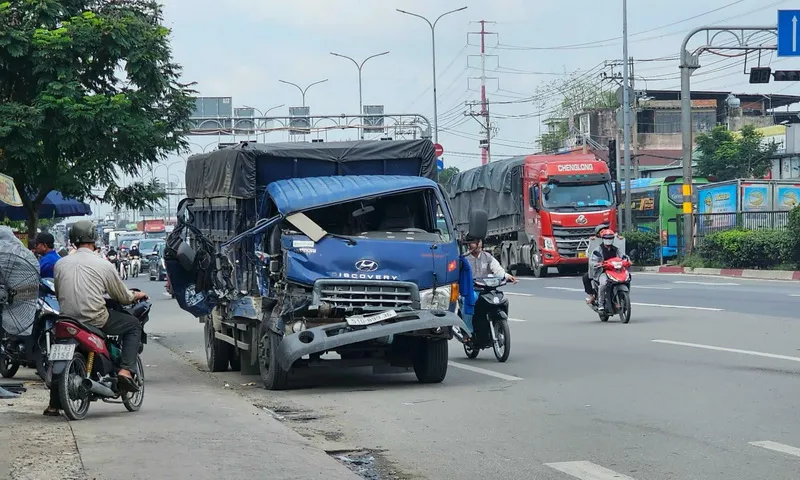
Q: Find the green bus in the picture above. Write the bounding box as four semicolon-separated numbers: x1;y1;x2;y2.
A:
621;176;713;258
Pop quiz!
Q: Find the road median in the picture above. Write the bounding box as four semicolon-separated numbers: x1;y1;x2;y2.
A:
632;265;800;281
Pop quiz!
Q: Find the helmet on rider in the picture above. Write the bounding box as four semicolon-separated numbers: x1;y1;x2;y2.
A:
598;228;615;247
68;220;97;247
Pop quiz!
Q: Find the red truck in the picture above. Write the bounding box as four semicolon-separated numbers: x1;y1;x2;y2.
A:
136;219;166;239
446;151;618;277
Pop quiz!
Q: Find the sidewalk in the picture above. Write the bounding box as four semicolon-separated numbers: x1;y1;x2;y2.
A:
632;265;800;281
2;342;359;480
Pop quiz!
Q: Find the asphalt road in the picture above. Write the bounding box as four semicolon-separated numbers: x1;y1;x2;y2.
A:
131;272;800;480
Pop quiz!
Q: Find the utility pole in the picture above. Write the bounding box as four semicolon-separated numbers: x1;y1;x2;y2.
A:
468;20;497;164
621;0;632;231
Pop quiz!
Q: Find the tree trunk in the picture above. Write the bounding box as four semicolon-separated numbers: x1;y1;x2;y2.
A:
26;214;38;248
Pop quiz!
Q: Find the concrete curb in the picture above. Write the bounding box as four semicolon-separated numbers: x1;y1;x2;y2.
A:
631;265;800;281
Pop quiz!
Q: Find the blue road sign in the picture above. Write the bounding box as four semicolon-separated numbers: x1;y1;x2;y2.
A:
436;158;444;171
778;10;800;57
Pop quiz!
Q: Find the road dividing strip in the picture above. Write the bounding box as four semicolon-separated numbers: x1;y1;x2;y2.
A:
749;441;800;458
545;286;585;292
636;286;673;290
633;302;723;311
505;292;534;297
652;340;800;363
544;461;639;480
507;318;527;322
673;280;740;286
447;361;523;381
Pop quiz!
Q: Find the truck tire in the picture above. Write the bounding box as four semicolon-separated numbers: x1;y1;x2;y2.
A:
531;247;548;278
413;339;448;384
258;324;288;390
204;317;231;372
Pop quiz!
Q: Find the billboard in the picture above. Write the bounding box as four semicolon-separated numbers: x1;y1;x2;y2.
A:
775;184;800;210
740;183;770;211
289;106;310;135
363;105;385;133
698;182;737;229
188;97;233;131
233;107;255;134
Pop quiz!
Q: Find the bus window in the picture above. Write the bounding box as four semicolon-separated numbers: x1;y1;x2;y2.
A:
630;189;659;216
667;184;699;205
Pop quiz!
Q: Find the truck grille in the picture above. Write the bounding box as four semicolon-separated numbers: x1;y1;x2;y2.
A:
312;280;420;311
552;226;595;258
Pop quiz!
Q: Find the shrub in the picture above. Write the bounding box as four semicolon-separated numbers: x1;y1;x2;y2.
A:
698;229;793;269
621;229;660;265
788;206;800;263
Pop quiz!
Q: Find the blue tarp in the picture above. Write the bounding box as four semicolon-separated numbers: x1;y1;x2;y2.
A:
266;175;438;215
0;191;91;221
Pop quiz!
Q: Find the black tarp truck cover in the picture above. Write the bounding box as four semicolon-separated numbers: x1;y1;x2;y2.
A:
185;139;438;200
445;156;526;236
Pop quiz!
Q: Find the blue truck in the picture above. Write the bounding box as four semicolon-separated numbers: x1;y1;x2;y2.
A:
167;139;481;390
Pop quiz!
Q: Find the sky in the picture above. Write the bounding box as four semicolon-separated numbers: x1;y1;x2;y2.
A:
88;0;800;218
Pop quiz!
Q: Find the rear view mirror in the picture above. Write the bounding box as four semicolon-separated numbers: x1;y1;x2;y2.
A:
467;210;488;240
529;185;540;210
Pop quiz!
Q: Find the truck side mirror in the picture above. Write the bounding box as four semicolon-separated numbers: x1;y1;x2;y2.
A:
467;209;488;240
614;181;621;205
529;185;540;210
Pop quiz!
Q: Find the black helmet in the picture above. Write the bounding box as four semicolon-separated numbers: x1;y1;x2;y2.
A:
69;220;97;245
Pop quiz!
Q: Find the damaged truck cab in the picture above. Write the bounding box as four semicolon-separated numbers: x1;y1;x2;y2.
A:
168;140;475;390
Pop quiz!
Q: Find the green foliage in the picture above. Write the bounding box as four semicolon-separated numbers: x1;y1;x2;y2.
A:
621;229;660;265
538;120;570;153
698;229;794;269
695;125;778;181
680;254;707;269
438;166;460;185
788;206;800;262
0;0;195;241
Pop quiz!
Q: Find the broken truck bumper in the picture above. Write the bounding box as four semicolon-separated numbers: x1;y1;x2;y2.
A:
275;309;465;371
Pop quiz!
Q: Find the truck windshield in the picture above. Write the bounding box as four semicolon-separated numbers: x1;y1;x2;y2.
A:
301;189;451;242
542;181;614;210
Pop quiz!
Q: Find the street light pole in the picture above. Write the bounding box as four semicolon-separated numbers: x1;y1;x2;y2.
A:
621;0;632;231
330;51;390;139
397;6;468;145
243;103;286;141
278;79;328;107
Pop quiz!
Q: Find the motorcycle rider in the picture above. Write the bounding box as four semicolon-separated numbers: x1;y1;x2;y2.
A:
586;228;626;312
33;232;61;278
461;238;516;341
45;221;147;416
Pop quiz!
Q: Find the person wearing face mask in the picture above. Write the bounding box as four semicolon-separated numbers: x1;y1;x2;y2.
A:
465;238;517;284
585;228;627;312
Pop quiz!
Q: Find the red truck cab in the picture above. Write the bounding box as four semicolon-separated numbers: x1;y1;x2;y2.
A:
522;153;618;276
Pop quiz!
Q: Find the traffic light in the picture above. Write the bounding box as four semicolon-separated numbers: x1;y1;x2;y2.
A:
607;139;617;180
773;70;800;82
749;67;771;84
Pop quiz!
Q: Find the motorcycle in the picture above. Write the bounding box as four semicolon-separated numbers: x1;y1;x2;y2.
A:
130;256;140;278
589;256;632;323
49;292;151;420
0;279;60;386
458;276;511;362
120;256;130;280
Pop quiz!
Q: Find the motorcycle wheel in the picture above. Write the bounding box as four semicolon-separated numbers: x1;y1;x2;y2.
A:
58;353;91;421
33;344;52;388
0;354;19;378
617;291;632;324
122;356;145;412
463;340;480;359
492;319;511;362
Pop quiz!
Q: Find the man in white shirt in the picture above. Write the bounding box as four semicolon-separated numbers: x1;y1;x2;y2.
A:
465;238;517;283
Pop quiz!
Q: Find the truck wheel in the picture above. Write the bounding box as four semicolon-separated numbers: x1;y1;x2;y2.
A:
204;317;231;372
229;351;241;372
413;339;448;384
531;248;548;278
258;325;288;390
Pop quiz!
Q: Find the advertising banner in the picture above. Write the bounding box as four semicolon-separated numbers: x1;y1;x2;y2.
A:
741;183;770;211
698;183;737;229
774;184;800;210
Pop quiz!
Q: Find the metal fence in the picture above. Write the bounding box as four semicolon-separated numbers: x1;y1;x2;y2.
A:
676;210;791;258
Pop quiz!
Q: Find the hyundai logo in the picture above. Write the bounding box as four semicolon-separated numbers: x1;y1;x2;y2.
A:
355;259;379;272
575;214;588;225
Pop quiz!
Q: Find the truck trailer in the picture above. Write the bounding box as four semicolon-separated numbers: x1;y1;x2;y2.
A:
166;139;477;390
446;152;618;277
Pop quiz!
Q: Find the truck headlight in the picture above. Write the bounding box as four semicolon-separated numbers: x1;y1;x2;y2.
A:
543;237;555;250
419;285;452;310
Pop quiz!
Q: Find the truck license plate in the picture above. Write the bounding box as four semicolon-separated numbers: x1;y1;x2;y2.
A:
346;309;398;327
578;251;587;258
48;344;76;361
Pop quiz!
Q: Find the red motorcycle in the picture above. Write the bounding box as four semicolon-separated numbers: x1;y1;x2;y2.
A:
48;294;152;420
589;256;632;324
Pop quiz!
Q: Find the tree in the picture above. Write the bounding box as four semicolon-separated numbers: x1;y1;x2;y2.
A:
0;0;195;243
695;125;778;181
438;166;460;185
537;120;570;153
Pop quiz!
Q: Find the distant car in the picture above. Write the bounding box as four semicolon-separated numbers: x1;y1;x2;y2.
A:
148;243;167;281
137;239;165;272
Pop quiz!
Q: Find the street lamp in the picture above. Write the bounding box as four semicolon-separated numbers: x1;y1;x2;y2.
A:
243;104;285;141
396;6;467;144
278;79;328;107
330;51;390;139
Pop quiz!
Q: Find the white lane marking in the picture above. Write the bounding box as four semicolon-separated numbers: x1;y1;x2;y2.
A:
790;294;800;297
545;286;585;292
636;285;673;290
634;302;723;311
749;441;800;458
516;277;540;281
505;292;533;297
508;318;526;322
447;361;523;381
673;280;740;286
653;340;800;363
544;461;639;480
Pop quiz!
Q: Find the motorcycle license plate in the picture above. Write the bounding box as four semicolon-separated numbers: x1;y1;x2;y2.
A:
346;309;398;326
578;251;587;258
48;343;76;361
